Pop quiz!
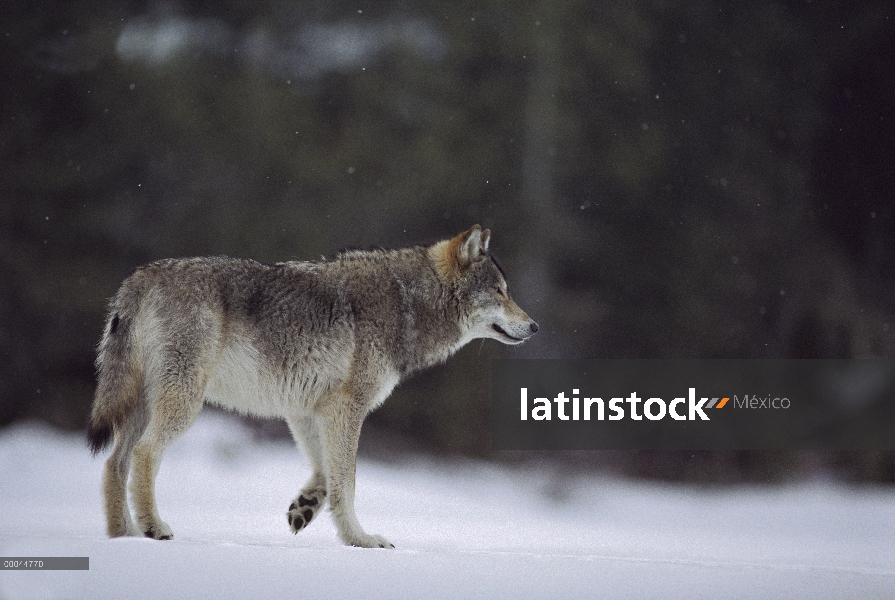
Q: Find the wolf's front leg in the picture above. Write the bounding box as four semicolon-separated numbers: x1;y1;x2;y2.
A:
320;400;394;549
285;415;328;533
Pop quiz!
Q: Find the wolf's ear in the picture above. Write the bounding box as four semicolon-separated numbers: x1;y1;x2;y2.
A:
456;224;490;268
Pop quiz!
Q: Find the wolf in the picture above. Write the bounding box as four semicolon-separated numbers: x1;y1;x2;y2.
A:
87;225;537;548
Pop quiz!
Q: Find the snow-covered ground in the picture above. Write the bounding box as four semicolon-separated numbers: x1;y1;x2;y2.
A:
1;411;893;599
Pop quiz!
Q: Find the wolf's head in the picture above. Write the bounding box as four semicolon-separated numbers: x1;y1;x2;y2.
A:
430;225;538;345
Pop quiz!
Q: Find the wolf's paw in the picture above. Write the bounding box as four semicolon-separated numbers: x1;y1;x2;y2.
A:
142;520;173;540
287;489;326;533
344;532;395;549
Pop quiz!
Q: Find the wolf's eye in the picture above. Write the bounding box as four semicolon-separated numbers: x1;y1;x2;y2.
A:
494;286;506;297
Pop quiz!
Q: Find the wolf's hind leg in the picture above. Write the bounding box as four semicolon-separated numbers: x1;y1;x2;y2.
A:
102;407;149;537
130;386;204;540
285;414;327;533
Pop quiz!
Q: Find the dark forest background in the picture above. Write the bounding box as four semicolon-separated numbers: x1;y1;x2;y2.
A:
2;1;893;482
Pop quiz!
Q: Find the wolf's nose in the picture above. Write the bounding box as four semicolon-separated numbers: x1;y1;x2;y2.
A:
530;321;539;334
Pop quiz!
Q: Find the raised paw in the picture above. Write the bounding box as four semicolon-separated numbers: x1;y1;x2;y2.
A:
287;490;326;534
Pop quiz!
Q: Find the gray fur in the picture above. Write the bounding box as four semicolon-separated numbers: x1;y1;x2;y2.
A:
87;225;537;548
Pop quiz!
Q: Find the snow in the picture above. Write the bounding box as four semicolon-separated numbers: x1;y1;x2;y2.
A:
1;411;893;599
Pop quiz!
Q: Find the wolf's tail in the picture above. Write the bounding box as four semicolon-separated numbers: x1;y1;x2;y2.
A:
87;416;114;455
87;286;145;455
